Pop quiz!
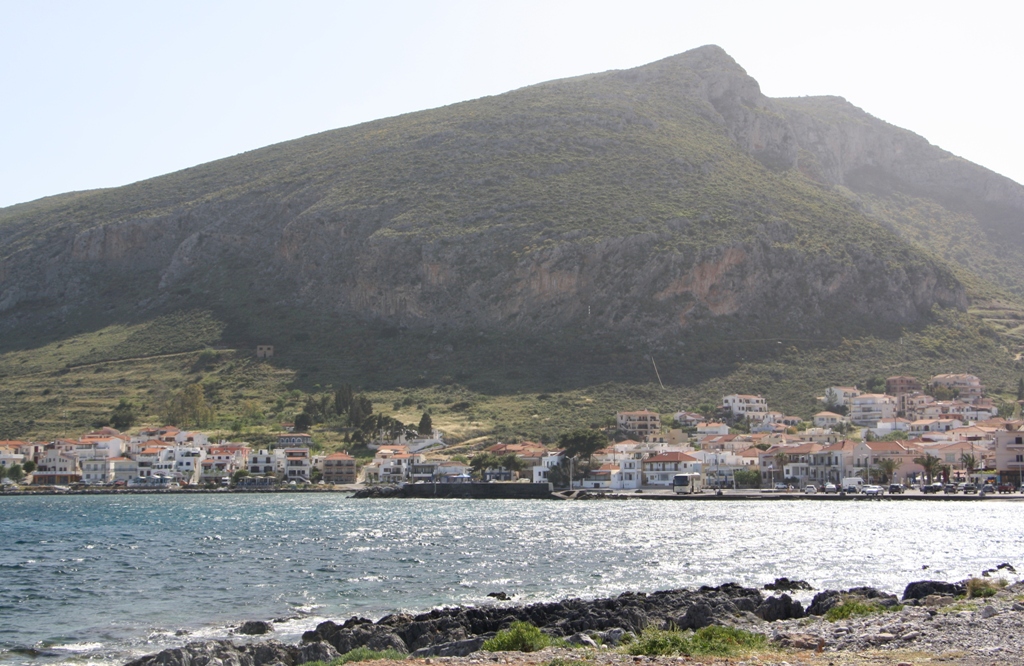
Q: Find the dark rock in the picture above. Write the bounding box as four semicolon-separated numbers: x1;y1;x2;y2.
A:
253;642;297;666
297;642;339;664
487;592;510;601
125;640;299;666
674;602;717;631
805;590;841;616
844;586;894;600
902;580;967;600
755;594;804;621
764;577;812;591
239;621;274;636
409;635;490;658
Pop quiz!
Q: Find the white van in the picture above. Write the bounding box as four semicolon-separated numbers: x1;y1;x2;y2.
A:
841;477;864;493
672;473;704;494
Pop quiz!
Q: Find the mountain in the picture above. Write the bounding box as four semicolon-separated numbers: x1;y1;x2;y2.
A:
1;45;1023;439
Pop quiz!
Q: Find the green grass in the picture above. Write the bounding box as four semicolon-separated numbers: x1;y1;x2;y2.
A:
625;626;770;657
0;301;1019;446
301;647;408;666
483;622;556;653
966;577;1006;598
939;600;979;614
824;600;903;622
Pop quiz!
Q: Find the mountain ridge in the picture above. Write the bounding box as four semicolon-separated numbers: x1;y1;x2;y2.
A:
0;45;1022;440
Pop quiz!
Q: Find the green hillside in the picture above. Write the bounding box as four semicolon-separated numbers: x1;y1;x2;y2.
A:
1;45;1023;443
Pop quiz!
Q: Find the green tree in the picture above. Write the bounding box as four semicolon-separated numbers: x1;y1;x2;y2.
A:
822;388;840;411
163;384;214;427
733;468;761;488
470;452;501;479
913;453;943;483
7;464;24;483
22;460;36;474
500;453;527;478
418;412;433;436
109;398;137;431
294;412;313;432
232;469;250;485
1017;377;1024;401
557;429;607;461
875;458;901;484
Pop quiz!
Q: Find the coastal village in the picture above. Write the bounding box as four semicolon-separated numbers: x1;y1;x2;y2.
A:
3;372;1024;492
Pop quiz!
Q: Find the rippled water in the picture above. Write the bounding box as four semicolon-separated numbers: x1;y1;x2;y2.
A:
1;495;1021;666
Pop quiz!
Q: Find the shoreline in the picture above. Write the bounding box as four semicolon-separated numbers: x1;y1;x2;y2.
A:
124;575;1024;666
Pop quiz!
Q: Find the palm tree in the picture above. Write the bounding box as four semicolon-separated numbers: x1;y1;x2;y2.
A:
960;453;978;481
913;453;943;484
875;457;901;484
773;451;788;486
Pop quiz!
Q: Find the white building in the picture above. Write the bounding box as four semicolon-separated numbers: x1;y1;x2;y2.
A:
532;450;566;484
721;395;769;422
641;452;701;487
81;458;113;485
277;447;312;481
849;394;897;426
249;449;276;475
616;410;662;437
817;386;861;408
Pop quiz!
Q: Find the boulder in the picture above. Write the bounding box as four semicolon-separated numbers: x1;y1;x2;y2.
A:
566;633;598;648
673;602;717;631
922;595;955;608
805;590;841;616
297;642;338;664
763;578;812;591
755;594;804;622
902;580;966;600
409;636;489;658
238;621;274;636
125;640;300;666
595;628;630;646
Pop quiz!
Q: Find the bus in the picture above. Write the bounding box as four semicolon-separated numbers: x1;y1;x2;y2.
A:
672;473;703;494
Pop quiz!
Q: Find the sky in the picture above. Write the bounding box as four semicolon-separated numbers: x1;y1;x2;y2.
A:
2;0;1023;208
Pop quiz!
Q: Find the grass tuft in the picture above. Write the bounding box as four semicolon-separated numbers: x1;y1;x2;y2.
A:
966;577;1002;598
824;600;902;622
483;621;554;653
626;626;769;657
326;647;408;664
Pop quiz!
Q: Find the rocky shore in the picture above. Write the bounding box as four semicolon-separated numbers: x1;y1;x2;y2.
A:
126;573;1024;666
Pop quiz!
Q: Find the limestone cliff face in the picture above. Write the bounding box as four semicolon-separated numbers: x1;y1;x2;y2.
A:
0;45;994;347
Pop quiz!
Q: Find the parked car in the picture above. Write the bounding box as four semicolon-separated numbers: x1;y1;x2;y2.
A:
922;482;944;493
823;483;838;494
944;483;958;494
888;483;904;494
804;485;817;494
981;484;995;494
774;482;788;491
998;483;1016;494
962;483;978;494
862;485;885;496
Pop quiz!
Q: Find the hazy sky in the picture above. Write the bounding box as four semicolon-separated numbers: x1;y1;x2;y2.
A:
2;0;1022;208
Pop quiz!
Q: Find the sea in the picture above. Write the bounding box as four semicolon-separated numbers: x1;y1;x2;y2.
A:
1;494;1021;666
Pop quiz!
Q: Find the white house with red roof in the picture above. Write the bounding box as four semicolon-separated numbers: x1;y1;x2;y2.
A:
641;451;701;487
